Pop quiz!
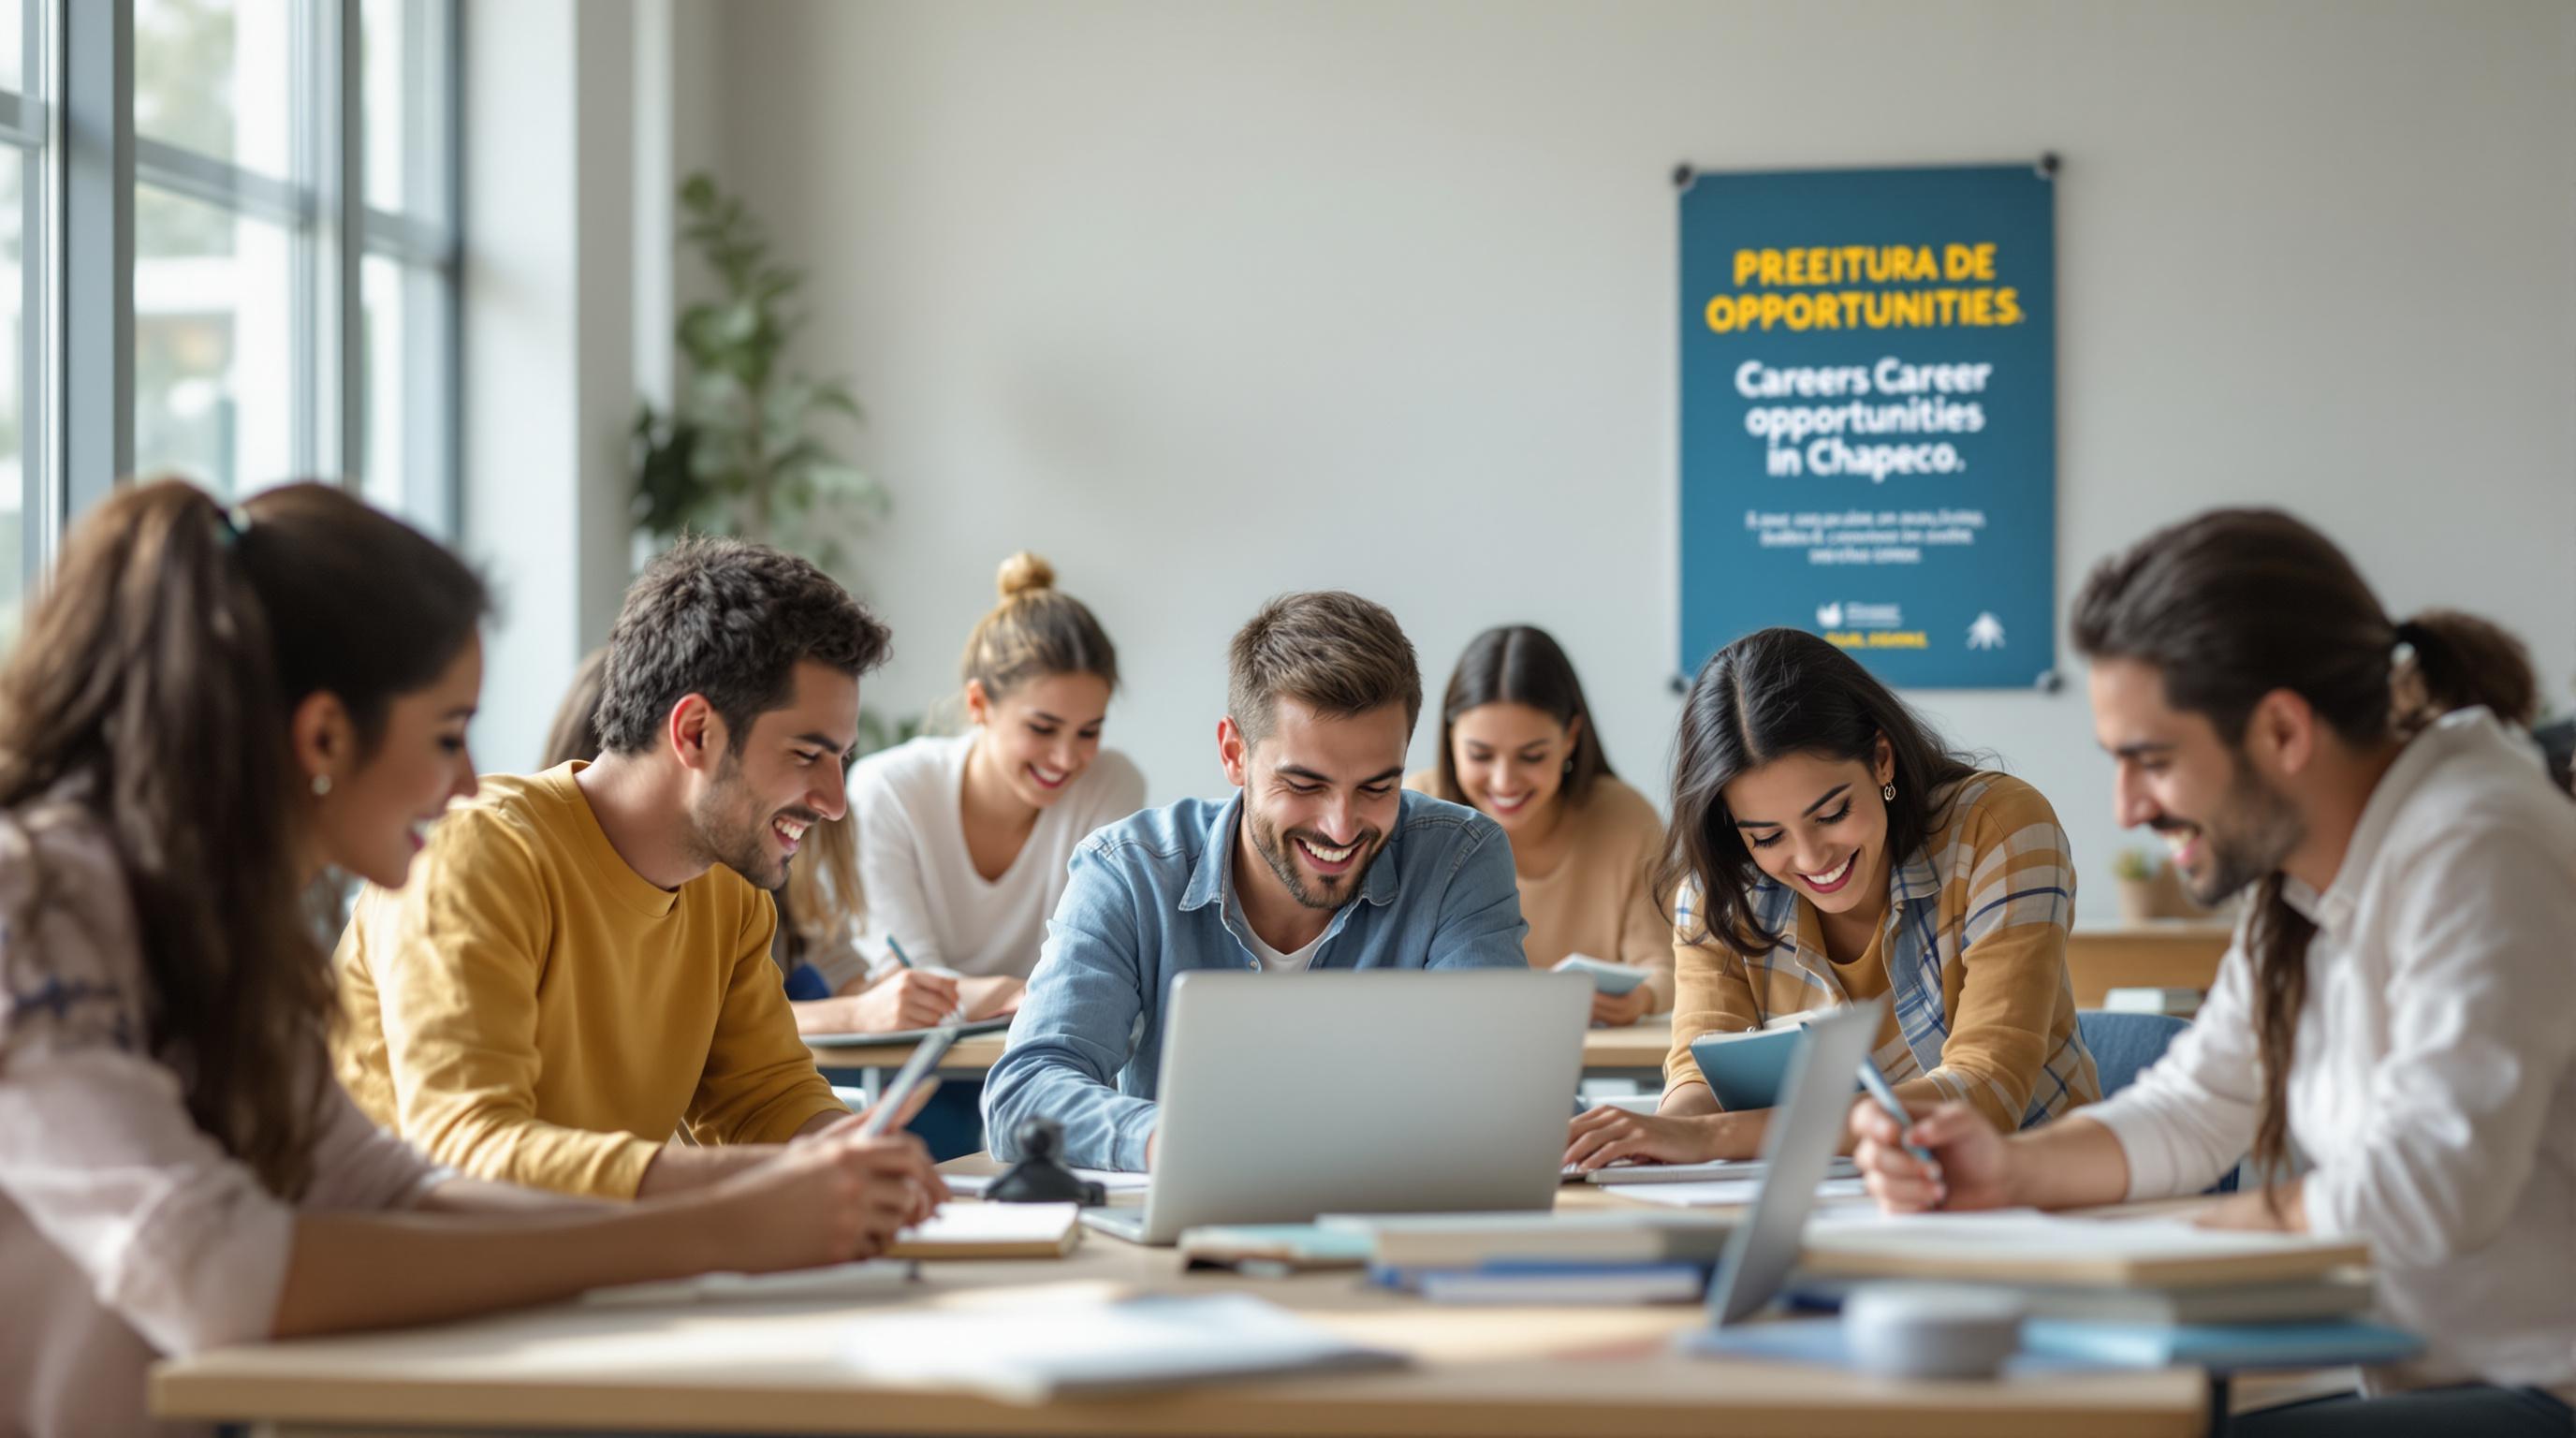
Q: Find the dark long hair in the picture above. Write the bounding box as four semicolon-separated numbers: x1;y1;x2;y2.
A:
2071;507;2537;1187
0;479;487;1197
1431;625;1615;807
1663;628;1979;958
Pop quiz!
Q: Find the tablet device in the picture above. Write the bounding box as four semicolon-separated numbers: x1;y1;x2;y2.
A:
855;1023;959;1138
1685;1026;1807;1110
1552;953;1650;996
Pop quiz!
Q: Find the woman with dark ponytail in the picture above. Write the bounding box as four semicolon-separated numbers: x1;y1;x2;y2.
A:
1852;508;2575;1436
1567;626;2099;1170
0;481;940;1437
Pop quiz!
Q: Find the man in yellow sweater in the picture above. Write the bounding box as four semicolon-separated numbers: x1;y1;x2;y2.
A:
334;538;897;1198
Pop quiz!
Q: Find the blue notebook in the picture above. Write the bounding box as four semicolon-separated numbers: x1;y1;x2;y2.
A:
2019;1318;2423;1373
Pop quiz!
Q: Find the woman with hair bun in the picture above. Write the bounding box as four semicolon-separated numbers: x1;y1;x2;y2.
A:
835;552;1145;1020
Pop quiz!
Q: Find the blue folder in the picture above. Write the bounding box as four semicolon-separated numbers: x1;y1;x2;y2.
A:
2018;1319;2423;1373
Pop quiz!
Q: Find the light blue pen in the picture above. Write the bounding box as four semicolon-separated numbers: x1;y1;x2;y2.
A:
1856;1055;1944;1199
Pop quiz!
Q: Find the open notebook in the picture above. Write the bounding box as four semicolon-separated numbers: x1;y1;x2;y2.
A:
886;1202;1083;1260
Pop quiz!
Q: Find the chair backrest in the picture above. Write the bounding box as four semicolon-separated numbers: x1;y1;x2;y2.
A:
2077;1009;2191;1100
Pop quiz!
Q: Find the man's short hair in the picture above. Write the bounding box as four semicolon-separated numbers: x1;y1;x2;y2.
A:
593;536;892;755
1226;591;1421;746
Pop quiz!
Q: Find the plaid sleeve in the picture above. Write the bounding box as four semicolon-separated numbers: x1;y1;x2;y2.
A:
1919;776;2098;1127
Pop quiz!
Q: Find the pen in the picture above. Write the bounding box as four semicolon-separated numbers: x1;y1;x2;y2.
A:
1855;1054;1943;1202
885;935;967;1022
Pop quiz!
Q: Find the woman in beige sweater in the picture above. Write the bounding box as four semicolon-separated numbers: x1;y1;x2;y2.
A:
1409;625;1672;1025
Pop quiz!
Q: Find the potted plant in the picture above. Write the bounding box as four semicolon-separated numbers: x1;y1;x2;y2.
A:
2110;848;2163;924
632;173;914;754
632;172;886;566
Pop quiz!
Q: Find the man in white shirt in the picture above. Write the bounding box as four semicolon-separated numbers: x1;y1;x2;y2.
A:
1850;508;2576;1435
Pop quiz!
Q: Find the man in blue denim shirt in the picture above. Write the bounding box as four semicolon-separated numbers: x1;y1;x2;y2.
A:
983;592;1529;1170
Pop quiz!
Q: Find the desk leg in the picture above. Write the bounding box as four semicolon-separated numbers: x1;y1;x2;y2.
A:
816;1063;890;1109
2207;1373;2232;1438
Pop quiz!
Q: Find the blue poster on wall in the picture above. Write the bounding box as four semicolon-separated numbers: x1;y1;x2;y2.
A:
1678;162;2056;689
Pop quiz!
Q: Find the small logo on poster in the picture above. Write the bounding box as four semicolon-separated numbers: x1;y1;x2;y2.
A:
1816;603;1843;628
1968;613;2007;650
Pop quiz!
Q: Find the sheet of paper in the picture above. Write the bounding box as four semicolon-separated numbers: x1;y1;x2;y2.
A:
1805;1211;2343;1258
841;1293;1403;1401
580;1258;914;1308
1609;1176;1871;1209
1576;1155;1862;1184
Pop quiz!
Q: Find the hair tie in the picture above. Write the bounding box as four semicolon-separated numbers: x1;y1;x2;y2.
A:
2391;619;2426;656
215;505;254;548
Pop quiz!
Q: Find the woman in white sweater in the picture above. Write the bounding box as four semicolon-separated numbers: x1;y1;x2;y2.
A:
1853;510;2574;1436
835;552;1145;1011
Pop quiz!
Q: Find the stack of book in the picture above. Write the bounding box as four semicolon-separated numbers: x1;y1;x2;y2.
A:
1318;1211;1735;1304
1793;1211;2416;1368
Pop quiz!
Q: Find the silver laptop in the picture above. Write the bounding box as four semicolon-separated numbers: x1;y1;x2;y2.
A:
1687;997;1887;1335
1082;969;1591;1245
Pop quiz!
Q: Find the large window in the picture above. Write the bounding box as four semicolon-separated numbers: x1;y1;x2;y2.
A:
1;0;39;643
2;0;455;645
130;0;454;524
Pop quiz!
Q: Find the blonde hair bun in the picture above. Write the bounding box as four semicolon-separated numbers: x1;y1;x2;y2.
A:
995;550;1057;600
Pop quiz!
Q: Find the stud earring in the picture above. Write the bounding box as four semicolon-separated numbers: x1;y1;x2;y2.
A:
312;774;333;798
1881;782;1895;802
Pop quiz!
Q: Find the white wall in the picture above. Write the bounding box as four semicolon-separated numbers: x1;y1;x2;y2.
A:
692;0;2575;920
461;0;641;774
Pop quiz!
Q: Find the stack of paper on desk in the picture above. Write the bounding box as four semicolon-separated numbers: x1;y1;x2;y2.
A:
841;1293;1406;1401
1177;1223;1379;1273
1574;1155;1863;1186
1612;1175;1871;1209
1798;1211;2370;1287
886;1202;1082;1260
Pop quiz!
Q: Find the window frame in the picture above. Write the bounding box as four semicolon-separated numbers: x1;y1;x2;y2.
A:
16;0;459;616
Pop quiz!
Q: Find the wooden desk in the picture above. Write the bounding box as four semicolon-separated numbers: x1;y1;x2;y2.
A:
808;1028;1011;1076
154;1156;2202;1438
2065;924;2233;1008
811;1016;1677;1081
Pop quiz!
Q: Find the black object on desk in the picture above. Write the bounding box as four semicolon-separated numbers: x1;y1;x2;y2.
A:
986;1118;1108;1206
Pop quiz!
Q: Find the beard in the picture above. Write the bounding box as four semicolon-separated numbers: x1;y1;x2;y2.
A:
2169;753;2306;905
1244;807;1384;911
688;758;812;891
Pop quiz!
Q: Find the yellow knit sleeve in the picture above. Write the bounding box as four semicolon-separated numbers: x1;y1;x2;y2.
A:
685;886;847;1146
340;810;663;1197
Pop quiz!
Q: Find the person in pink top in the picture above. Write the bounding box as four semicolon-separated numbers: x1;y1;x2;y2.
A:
0;480;944;1438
